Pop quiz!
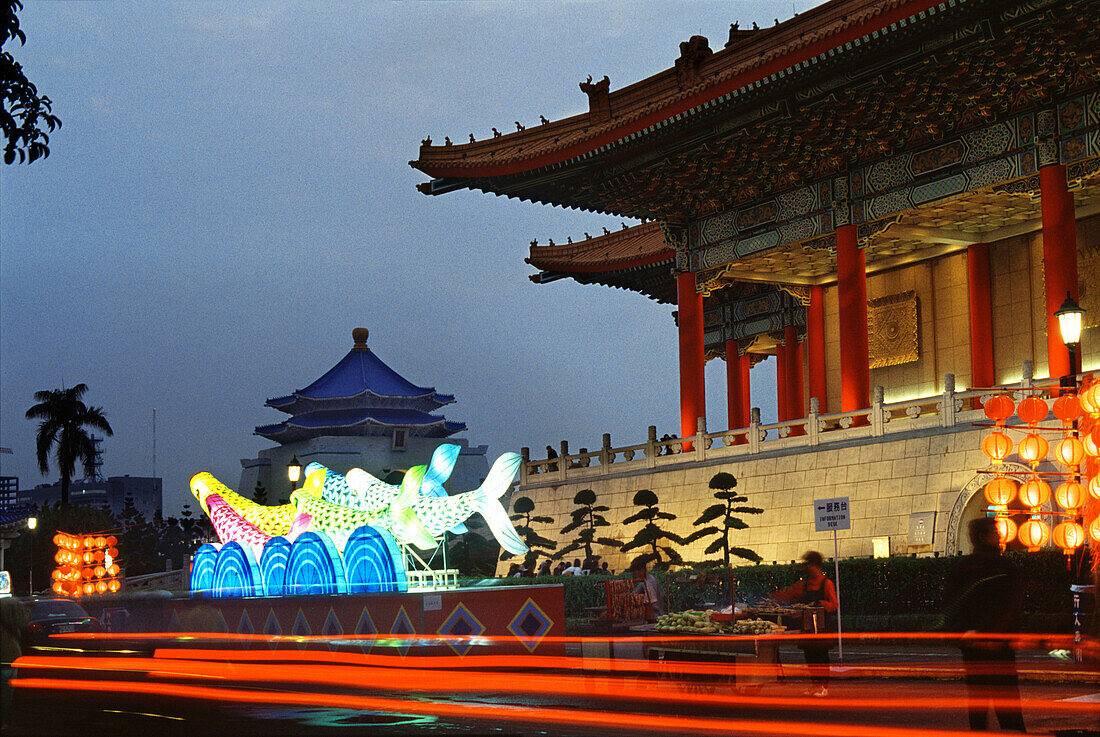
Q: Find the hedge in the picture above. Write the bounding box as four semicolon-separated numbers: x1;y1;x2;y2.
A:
471;550;1089;633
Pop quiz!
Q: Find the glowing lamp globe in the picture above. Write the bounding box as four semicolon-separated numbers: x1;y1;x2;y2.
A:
1054;437;1085;468
1054;480;1086;511
1090;516;1100;543
982;432;1013;463
984;477;1017;506
1052;395;1082;424
994;516;1017;544
1018;477;1051;508
984;395;1015;424
1016;396;1049;425
1017;433;1049;465
1054;292;1083;347
1052;521;1085;552
1018;518;1050;551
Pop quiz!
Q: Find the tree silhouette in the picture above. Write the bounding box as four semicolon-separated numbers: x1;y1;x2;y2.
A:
2;0;61;164
553;488;620;563
619;489;688;566
252;481;268;505
499;496;557;563
25;384;113;507
688;472;763;567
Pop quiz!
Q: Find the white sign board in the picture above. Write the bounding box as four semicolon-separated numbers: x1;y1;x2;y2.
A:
814;497;851;532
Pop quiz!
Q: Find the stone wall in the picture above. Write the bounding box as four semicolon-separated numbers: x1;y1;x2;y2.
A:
506;423;996;574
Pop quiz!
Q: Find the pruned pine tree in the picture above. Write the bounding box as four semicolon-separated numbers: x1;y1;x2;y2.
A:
687;471;763;567
500;496;557;563
553;488;621;562
619;489;687;566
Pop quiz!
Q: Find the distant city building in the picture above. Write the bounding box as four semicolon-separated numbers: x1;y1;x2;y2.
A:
13;476;163;520
0;476;18;509
240;328;489;499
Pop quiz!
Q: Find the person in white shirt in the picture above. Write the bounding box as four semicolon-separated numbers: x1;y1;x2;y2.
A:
629;556;665;618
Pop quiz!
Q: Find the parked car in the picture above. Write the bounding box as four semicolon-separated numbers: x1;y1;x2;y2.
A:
24;598;101;646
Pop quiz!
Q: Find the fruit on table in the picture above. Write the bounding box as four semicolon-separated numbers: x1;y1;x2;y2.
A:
652;610;785;635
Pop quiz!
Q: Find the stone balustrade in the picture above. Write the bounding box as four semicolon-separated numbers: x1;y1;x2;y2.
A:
520;361;1073;486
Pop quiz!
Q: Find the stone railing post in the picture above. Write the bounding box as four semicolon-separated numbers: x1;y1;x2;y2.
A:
601;433;612;474
808;397;821;446
749;407;762;454
520;447;530;485
696;416;708;461
1021;360;1033;390
646;425;658;468
941;373;956;428
559;440;569;479
871;386;885;436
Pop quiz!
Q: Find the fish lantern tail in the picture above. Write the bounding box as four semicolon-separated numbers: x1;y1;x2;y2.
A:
473;453;528;556
423;444;461;491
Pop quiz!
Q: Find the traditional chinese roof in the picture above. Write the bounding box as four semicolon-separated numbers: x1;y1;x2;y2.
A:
255;408;466;443
257;328;465;443
525;222;677;302
411;0;1099;227
266;328;455;416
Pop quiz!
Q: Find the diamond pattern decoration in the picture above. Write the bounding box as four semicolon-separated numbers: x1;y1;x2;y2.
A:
507;597;554;653
354;607;377;654
168;611;181;633
321;608;344;651
292;608;311;650
390;605;415;658
237;610;254;649
437;603;485;657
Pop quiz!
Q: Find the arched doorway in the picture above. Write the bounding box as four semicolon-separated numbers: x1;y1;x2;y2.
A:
946;462;1055;555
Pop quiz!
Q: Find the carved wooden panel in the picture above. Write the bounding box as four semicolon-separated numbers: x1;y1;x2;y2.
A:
868;291;920;369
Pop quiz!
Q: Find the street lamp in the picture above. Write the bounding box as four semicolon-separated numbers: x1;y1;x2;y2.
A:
27;516;37;595
287;455;302;493
1055;292;1085;387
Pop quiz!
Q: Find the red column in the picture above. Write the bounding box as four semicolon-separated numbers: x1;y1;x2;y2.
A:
836;224;870;412
677;272;706;444
785;325;805;435
808;286;828;413
1040;164;1079;379
775;340;789;423
725;340;750;443
967;243;995;388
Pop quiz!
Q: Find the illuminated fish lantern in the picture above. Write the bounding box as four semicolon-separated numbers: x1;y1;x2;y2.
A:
204;492;312;561
311;444;469;533
292;465;437;551
342;450;527;556
408;452;528;555
190;472;297;536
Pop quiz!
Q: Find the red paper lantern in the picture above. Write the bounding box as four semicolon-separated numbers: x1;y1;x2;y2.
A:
94;565;106;578
994;516;1017;544
1054;480;1085;511
107;563;120;577
1052;394;1082;423
1018;518;1050;551
107;579;121;593
1018;477;1051;508
1084;433;1100;457
1052;521;1085;552
105;535;117;547
984;395;1015;423
51;581;63;595
1017;396;1049;424
982;432;1013;463
82;582;95;595
984;477;1017;506
1088;475;1100;500
83;537;95;549
1080;383;1100;414
106;547;119;559
1054;437;1085;467
1017;433;1049;465
1090;516;1100;543
95;580;108;595
95;536;106;548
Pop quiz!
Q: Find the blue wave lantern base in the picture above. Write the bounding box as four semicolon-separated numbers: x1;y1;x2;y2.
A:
192;525;407;597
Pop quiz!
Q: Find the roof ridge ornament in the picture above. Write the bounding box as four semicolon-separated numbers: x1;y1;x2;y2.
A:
352;327;369;350
675;35;712;89
579;75;611;122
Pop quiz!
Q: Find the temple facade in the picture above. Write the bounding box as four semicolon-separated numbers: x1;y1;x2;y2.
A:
411;0;1099;570
239;328;488;500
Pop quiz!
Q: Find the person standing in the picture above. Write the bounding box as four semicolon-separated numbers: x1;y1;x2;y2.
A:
630;557;665;619
772;550;838;697
545;445;558;472
943;516;1026;733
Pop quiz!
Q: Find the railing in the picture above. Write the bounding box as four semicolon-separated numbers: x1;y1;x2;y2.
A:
520;360;1077;486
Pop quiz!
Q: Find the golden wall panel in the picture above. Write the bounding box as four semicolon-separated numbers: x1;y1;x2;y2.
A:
868;291;920;369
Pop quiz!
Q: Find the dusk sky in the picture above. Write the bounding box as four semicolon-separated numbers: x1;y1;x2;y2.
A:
1;1;811;515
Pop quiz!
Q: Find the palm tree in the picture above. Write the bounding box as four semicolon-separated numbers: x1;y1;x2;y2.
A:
25;384;113;507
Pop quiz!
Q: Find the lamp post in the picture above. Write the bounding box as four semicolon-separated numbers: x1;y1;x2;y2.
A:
27;516;37;595
287;456;302;497
1055;292;1084;389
